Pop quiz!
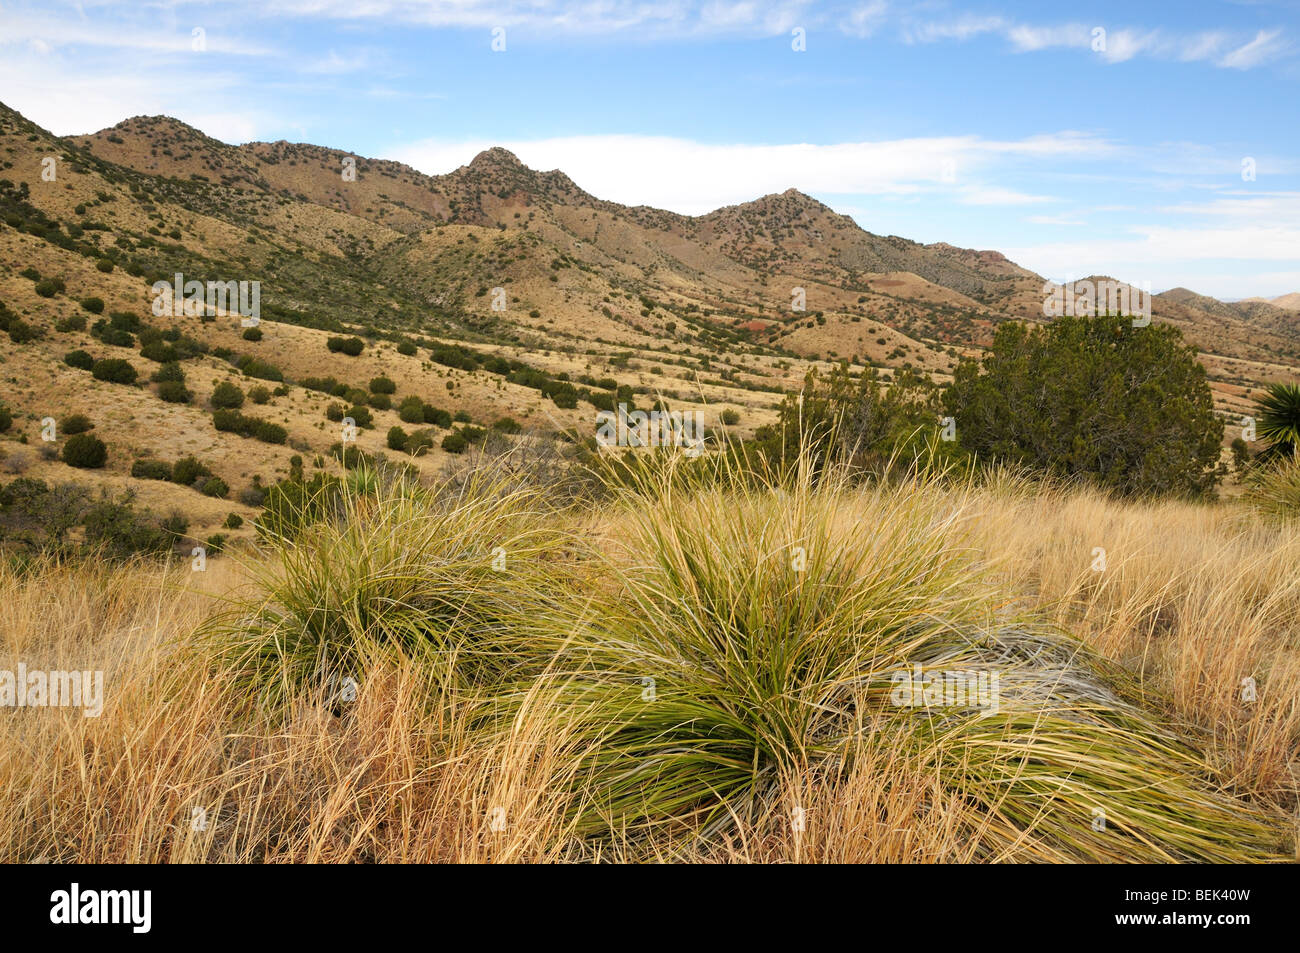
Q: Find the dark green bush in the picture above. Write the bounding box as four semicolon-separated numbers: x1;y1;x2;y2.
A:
944;314;1222;498
157;380;191;403
171;456;212;486
201;476;230;498
62;433;107;469
210;381;245;409
327;336;364;356
61;414;93;435
91;358;137;384
64;350;95;371
131;459;173;480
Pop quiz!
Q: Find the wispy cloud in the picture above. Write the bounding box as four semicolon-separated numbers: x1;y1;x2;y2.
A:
1219;29;1288;69
389;131;1111;214
1027;214;1088;226
905;14;1290;70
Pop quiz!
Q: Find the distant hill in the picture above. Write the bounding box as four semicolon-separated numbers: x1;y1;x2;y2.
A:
1;99;1297;541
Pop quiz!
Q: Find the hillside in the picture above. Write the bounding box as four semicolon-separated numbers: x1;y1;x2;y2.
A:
2;99;1299;547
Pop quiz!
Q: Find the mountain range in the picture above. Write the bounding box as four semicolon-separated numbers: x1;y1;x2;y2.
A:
1;99;1297;538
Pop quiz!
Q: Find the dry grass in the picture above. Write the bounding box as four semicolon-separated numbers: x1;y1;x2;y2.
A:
0;469;1296;863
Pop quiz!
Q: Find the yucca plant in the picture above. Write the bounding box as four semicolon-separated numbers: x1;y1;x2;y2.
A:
1254;381;1300;462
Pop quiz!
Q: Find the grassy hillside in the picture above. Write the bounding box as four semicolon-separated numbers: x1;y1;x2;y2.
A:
4;99;1300;552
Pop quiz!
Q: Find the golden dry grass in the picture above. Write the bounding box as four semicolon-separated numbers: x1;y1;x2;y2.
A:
0;473;1295;863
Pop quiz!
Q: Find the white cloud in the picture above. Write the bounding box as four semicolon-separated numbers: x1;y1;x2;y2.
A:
1005;23;1091;53
901;15;1006;44
841;1;889;39
1218;29;1288;69
0;9;274;56
1027;214;1087;226
908;15;1289;71
0;51;272;138
958;186;1053;206
388;132;1105;214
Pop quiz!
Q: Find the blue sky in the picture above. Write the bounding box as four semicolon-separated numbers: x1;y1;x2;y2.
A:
2;0;1298;298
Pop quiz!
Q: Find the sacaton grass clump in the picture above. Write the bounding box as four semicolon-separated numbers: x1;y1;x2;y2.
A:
203;466;581;709
199;447;1289;862
513;454;1287;861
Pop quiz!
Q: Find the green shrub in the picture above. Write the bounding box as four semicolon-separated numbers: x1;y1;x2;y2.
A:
441;431;467;454
253;420;288;445
157;380;191;403
6;319;40;344
80;297;105;314
62;433;107;469
160;512;189;539
171;456;212;486
152;362;186;383
944;314;1222;498
211;381;245;409
224;512;244;530
61;414;93;435
242;326;263;342
140;340;180;363
91;358;137;384
213;408;245;433
55;315;87;333
405;430;435;456
81;495;173;558
387;426;408;451
64;350;95;371
201;476;230;498
248;385;271;405
238;358;283;382
369;376;396;394
491;416;521;434
95;258;114;273
398;398;425;424
131;459;173;480
327;336;364;356
98;327;134;348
